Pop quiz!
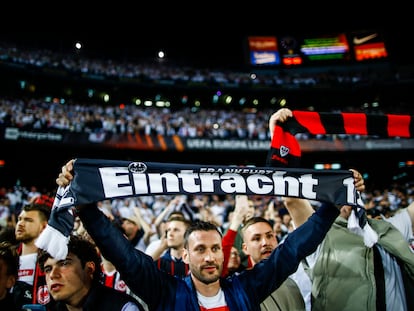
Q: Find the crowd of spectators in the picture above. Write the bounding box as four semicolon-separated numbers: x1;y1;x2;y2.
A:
0;96;273;141
0;96;410;142
0;39;411;143
1;179;413;247
0;37;413;310
0;177;413;308
1;39;412;95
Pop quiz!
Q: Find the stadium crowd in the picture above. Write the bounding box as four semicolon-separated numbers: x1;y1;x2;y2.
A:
0;96;274;141
0;39;411;144
0;96;410;143
0;37;413;310
0;166;413;310
0;40;408;91
1;178;413;243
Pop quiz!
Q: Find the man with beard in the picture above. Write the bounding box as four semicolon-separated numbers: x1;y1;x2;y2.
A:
55;159;363;310
15;200;54;309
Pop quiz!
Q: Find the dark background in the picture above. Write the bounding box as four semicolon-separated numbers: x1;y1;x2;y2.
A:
0;8;412;192
2;4;411;68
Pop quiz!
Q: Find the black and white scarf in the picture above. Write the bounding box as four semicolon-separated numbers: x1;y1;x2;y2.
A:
36;158;363;259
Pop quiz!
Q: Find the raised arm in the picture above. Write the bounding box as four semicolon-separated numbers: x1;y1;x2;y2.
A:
222;195;253;277
56;159;76;187
282;197;314;228
283;169;365;227
268;108;293;139
132;206;154;246
55;159;177;310
268;109;365;228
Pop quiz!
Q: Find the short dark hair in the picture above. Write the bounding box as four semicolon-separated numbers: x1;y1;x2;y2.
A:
167;211;186;221
38;235;103;283
184;220;222;248
168;215;191;227
0;241;19;278
22;203;51;221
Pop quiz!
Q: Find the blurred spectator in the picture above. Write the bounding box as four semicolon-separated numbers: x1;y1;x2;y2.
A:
152;215;191;278
0;241;32;310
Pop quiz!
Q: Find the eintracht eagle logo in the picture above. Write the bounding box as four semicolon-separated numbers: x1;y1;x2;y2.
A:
280;145;289;157
128;162;147;173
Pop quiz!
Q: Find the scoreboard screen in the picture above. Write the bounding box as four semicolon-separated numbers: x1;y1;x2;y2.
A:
246;30;388;68
247;36;280;66
299;33;351;62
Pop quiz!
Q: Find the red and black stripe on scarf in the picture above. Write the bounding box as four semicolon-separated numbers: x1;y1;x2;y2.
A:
267;111;414;168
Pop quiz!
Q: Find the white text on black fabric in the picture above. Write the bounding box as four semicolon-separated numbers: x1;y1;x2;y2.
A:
98;167;318;199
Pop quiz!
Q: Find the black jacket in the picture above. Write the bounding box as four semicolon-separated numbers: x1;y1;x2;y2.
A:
53;283;145;311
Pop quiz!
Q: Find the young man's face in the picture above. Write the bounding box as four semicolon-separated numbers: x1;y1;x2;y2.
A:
242;222;277;265
165;220;187;250
43;253;93;306
183;230;224;284
15;210;47;243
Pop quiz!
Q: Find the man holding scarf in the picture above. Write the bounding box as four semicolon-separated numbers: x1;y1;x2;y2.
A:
48;157;364;311
269;107;414;311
